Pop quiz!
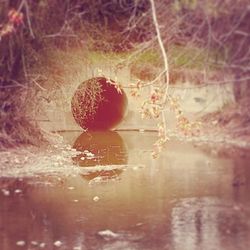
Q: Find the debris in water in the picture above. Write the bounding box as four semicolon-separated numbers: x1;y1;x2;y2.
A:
86;156;95;160
136;222;143;226
16;241;25;246
67;186;75;190
39;242;46;248
14;189;22;194
73;199;79;203
54;240;63;247
2;189;10;196
86;152;95;159
93;196;100;202
86;152;94;156
97;229;119;239
31;241;38;246
88;176;103;185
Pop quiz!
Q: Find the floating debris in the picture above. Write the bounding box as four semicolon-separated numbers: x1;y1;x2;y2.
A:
16;241;25;246
73;247;81;250
39;242;46;248
86;156;95;160
135;222;143;226
54;240;63;247
67;186;75;190
2;189;10;196
98;229;119;239
14;189;22;194
93;196;100;202
86;152;95;159
31;241;38;246
80;150;96;160
73;199;79;203
88;176;103;185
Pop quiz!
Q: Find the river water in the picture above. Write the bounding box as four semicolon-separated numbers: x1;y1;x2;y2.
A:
1;131;250;250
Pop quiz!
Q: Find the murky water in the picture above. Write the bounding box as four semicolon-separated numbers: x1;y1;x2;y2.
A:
1;131;250;250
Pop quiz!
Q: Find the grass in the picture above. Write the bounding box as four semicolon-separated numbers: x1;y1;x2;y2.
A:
169;44;222;70
131;44;222;69
84;43;223;72
127;44;225;82
132;49;162;66
86;49;132;64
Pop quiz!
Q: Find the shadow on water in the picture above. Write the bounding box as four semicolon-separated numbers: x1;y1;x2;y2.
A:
0;131;250;250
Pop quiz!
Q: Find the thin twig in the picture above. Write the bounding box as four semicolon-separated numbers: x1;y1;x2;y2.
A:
149;0;170;140
24;0;35;39
149;0;169;97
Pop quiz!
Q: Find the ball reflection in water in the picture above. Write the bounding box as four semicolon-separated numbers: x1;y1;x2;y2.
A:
72;131;128;180
71;77;128;130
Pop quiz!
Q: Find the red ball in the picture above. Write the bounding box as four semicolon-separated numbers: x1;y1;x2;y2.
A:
71;77;127;130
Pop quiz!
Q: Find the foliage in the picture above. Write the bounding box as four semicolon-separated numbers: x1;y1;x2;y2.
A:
0;0;249;150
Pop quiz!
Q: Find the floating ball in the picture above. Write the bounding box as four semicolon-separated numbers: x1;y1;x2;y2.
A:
71;77;127;130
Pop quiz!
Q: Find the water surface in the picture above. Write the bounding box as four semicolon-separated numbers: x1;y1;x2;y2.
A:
1;131;250;250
